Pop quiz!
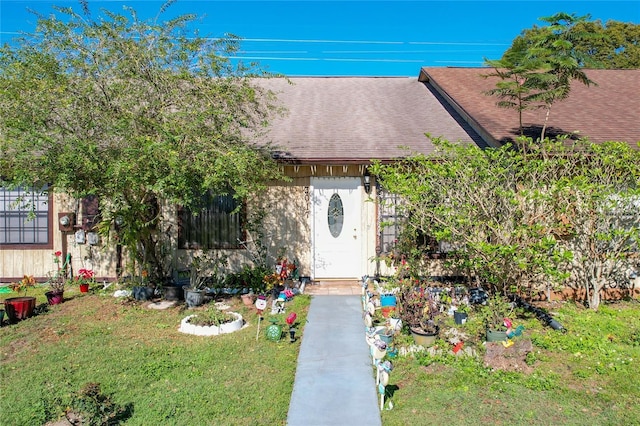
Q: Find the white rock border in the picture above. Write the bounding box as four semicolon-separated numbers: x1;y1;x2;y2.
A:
179;311;244;336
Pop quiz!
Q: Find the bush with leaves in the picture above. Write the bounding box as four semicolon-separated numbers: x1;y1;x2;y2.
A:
68;382;125;426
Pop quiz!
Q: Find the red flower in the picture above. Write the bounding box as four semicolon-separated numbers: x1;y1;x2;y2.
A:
78;268;95;280
54;251;62;257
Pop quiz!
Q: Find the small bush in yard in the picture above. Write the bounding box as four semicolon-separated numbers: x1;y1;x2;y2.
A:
68;382;126;426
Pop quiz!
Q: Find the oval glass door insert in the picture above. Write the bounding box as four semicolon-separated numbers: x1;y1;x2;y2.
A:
327;193;344;238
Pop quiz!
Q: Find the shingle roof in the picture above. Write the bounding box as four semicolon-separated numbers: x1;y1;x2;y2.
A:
419;67;640;148
257;77;485;163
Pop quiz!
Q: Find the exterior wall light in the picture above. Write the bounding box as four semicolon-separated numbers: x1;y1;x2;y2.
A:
363;170;372;194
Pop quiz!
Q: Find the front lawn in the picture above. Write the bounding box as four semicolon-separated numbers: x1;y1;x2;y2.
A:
380;300;640;426
0;287;310;425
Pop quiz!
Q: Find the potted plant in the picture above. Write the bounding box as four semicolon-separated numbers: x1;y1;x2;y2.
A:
453;302;471;325
263;269;284;299
478;293;514;342
45;251;67;305
183;253;228;307
77;268;95;293
4;275;37;322
377;277;400;318
45;274;66;305
131;269;155;301
452;288;471;325
224;265;259;305
397;283;443;347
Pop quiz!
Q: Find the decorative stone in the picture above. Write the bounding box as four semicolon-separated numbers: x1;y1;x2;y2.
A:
113;290;132;298
147;301;177;310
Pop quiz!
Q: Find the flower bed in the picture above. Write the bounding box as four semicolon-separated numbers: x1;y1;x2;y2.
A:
178;312;244;336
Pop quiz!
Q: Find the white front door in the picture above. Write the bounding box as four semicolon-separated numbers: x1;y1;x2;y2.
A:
311;177;362;279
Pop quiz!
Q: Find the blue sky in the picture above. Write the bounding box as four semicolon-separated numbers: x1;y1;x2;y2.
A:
1;1;639;76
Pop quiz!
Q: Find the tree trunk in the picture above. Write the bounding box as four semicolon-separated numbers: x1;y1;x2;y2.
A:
540;106;551;142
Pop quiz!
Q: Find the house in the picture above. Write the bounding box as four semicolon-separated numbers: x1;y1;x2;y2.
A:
2;69;638;284
0;76;483;283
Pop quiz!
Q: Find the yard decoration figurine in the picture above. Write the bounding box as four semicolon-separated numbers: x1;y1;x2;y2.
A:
286;312;297;342
376;360;393;411
501;317;525;347
255;295;267;341
271;296;286;314
266;318;282;342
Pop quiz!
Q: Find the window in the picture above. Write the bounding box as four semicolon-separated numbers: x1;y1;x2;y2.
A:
377;186;439;256
0;185;52;248
178;193;243;249
378;186;403;254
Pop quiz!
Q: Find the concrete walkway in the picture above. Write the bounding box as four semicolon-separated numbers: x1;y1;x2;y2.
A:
287;295;381;426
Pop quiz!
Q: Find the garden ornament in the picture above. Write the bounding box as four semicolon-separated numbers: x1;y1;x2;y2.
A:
364;312;373;328
503;318;513;329
266;318;282;342
366;301;375;316
377;360;393;411
286;312;297;342
255;295;268;341
271;298;286;314
507;324;525;338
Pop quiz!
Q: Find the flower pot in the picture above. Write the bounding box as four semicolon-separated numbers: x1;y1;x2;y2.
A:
3;296;37;322
373;326;394;345
454;311;468;325
410;326;439;347
162;285;183;301
79;283;90;293
486;328;508;342
380;306;396;318
132;286;155;301
388;317;402;332
371;346;387;360
380;294;397;307
45;290;64;305
184;288;205;308
241;293;256;306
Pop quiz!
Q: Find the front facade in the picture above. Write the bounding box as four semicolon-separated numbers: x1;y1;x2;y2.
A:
1;76;481;282
3;70;637;283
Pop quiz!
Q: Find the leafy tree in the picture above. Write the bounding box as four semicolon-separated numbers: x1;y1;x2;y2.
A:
371;137;640;310
0;2;284;282
485;13;597;141
371;137;571;296
483;38;540;141
565;20;640;69
550;140;640;310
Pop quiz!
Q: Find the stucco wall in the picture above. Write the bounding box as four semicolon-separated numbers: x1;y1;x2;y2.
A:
2;165;380;283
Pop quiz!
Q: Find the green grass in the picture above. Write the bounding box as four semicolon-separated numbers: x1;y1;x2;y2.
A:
3;288;639;425
381;300;640;426
0;287;310;425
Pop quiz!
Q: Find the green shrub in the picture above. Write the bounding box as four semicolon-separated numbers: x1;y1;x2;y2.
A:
69;382;126;426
